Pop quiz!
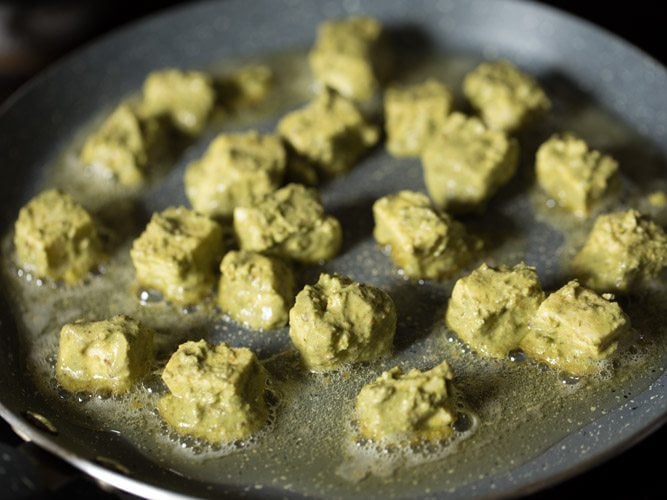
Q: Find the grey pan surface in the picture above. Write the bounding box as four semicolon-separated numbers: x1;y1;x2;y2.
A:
0;0;666;498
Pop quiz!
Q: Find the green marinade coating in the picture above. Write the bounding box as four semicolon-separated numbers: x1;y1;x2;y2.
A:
520;281;630;375
218;251;295;330
80;103;164;186
277;91;379;178
373;190;479;280
185;131;286;218
572;210;667;292
463;59;550;132
158;340;269;444
536;132;619;216
384;79;453;157
56;315;153;394
14;189;103;284
355;361;456;442
445;262;545;358
140;68;215;136
289;273;396;371
421;112;519;214
309;16;387;101
131;206;224;304
233;183;342;264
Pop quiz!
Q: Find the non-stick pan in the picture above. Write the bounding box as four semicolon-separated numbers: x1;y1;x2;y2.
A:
0;0;665;498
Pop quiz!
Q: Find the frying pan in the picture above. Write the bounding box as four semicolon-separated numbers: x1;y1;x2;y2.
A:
0;0;665;498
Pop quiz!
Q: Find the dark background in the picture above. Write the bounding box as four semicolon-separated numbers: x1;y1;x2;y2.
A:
0;1;663;498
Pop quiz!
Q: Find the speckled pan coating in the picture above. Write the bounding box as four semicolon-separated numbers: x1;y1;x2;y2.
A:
0;1;665;499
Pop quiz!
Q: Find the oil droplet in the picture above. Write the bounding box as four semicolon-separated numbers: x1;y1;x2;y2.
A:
452;413;472;433
139;289;162;304
181;305;197;315
560;373;581;385
508;349;526;362
77;393;93;403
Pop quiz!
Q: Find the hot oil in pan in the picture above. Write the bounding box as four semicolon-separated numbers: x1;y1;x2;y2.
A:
1;49;666;497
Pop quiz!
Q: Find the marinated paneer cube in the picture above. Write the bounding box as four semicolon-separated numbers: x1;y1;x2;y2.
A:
184;131;286;218
645;190;667;227
158;340;269;443
277;91;379;177
421;112;519;214
56;315;154;394
233;183;342;264
289;273;396;371
648;190;667;209
536;133;619;216
130;207;224;304
218;64;273;107
373;191;479;280
520;281;630;375
572;210;667;292
141;68;215;136
355;361;456;442
463;59;550;132
218;251;295;330
80;103;163;186
14;190;103;284
309;16;387;101
445;263;545;358
385;79;453;157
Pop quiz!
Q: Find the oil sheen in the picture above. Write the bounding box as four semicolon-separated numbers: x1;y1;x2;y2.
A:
1;50;666;498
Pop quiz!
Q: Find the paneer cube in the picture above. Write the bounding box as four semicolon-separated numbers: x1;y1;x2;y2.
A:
141;68;215;136
445;263;545;358
158;340;269;443
233;183;342;264
309;16;387;101
385;79;453;157
355;361;455;442
463;59;550;132
520;281;630;375
56;315;153;394
277;91;379;177
80;103;163;186
536;133;619;216
373;191;479;280
130;207;224;304
218;64;273;107
646;191;667;227
184;131;286;218
14;190;103;284
218;251;295;330
289;273;396;371
572;210;667;292
421;112;519;213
